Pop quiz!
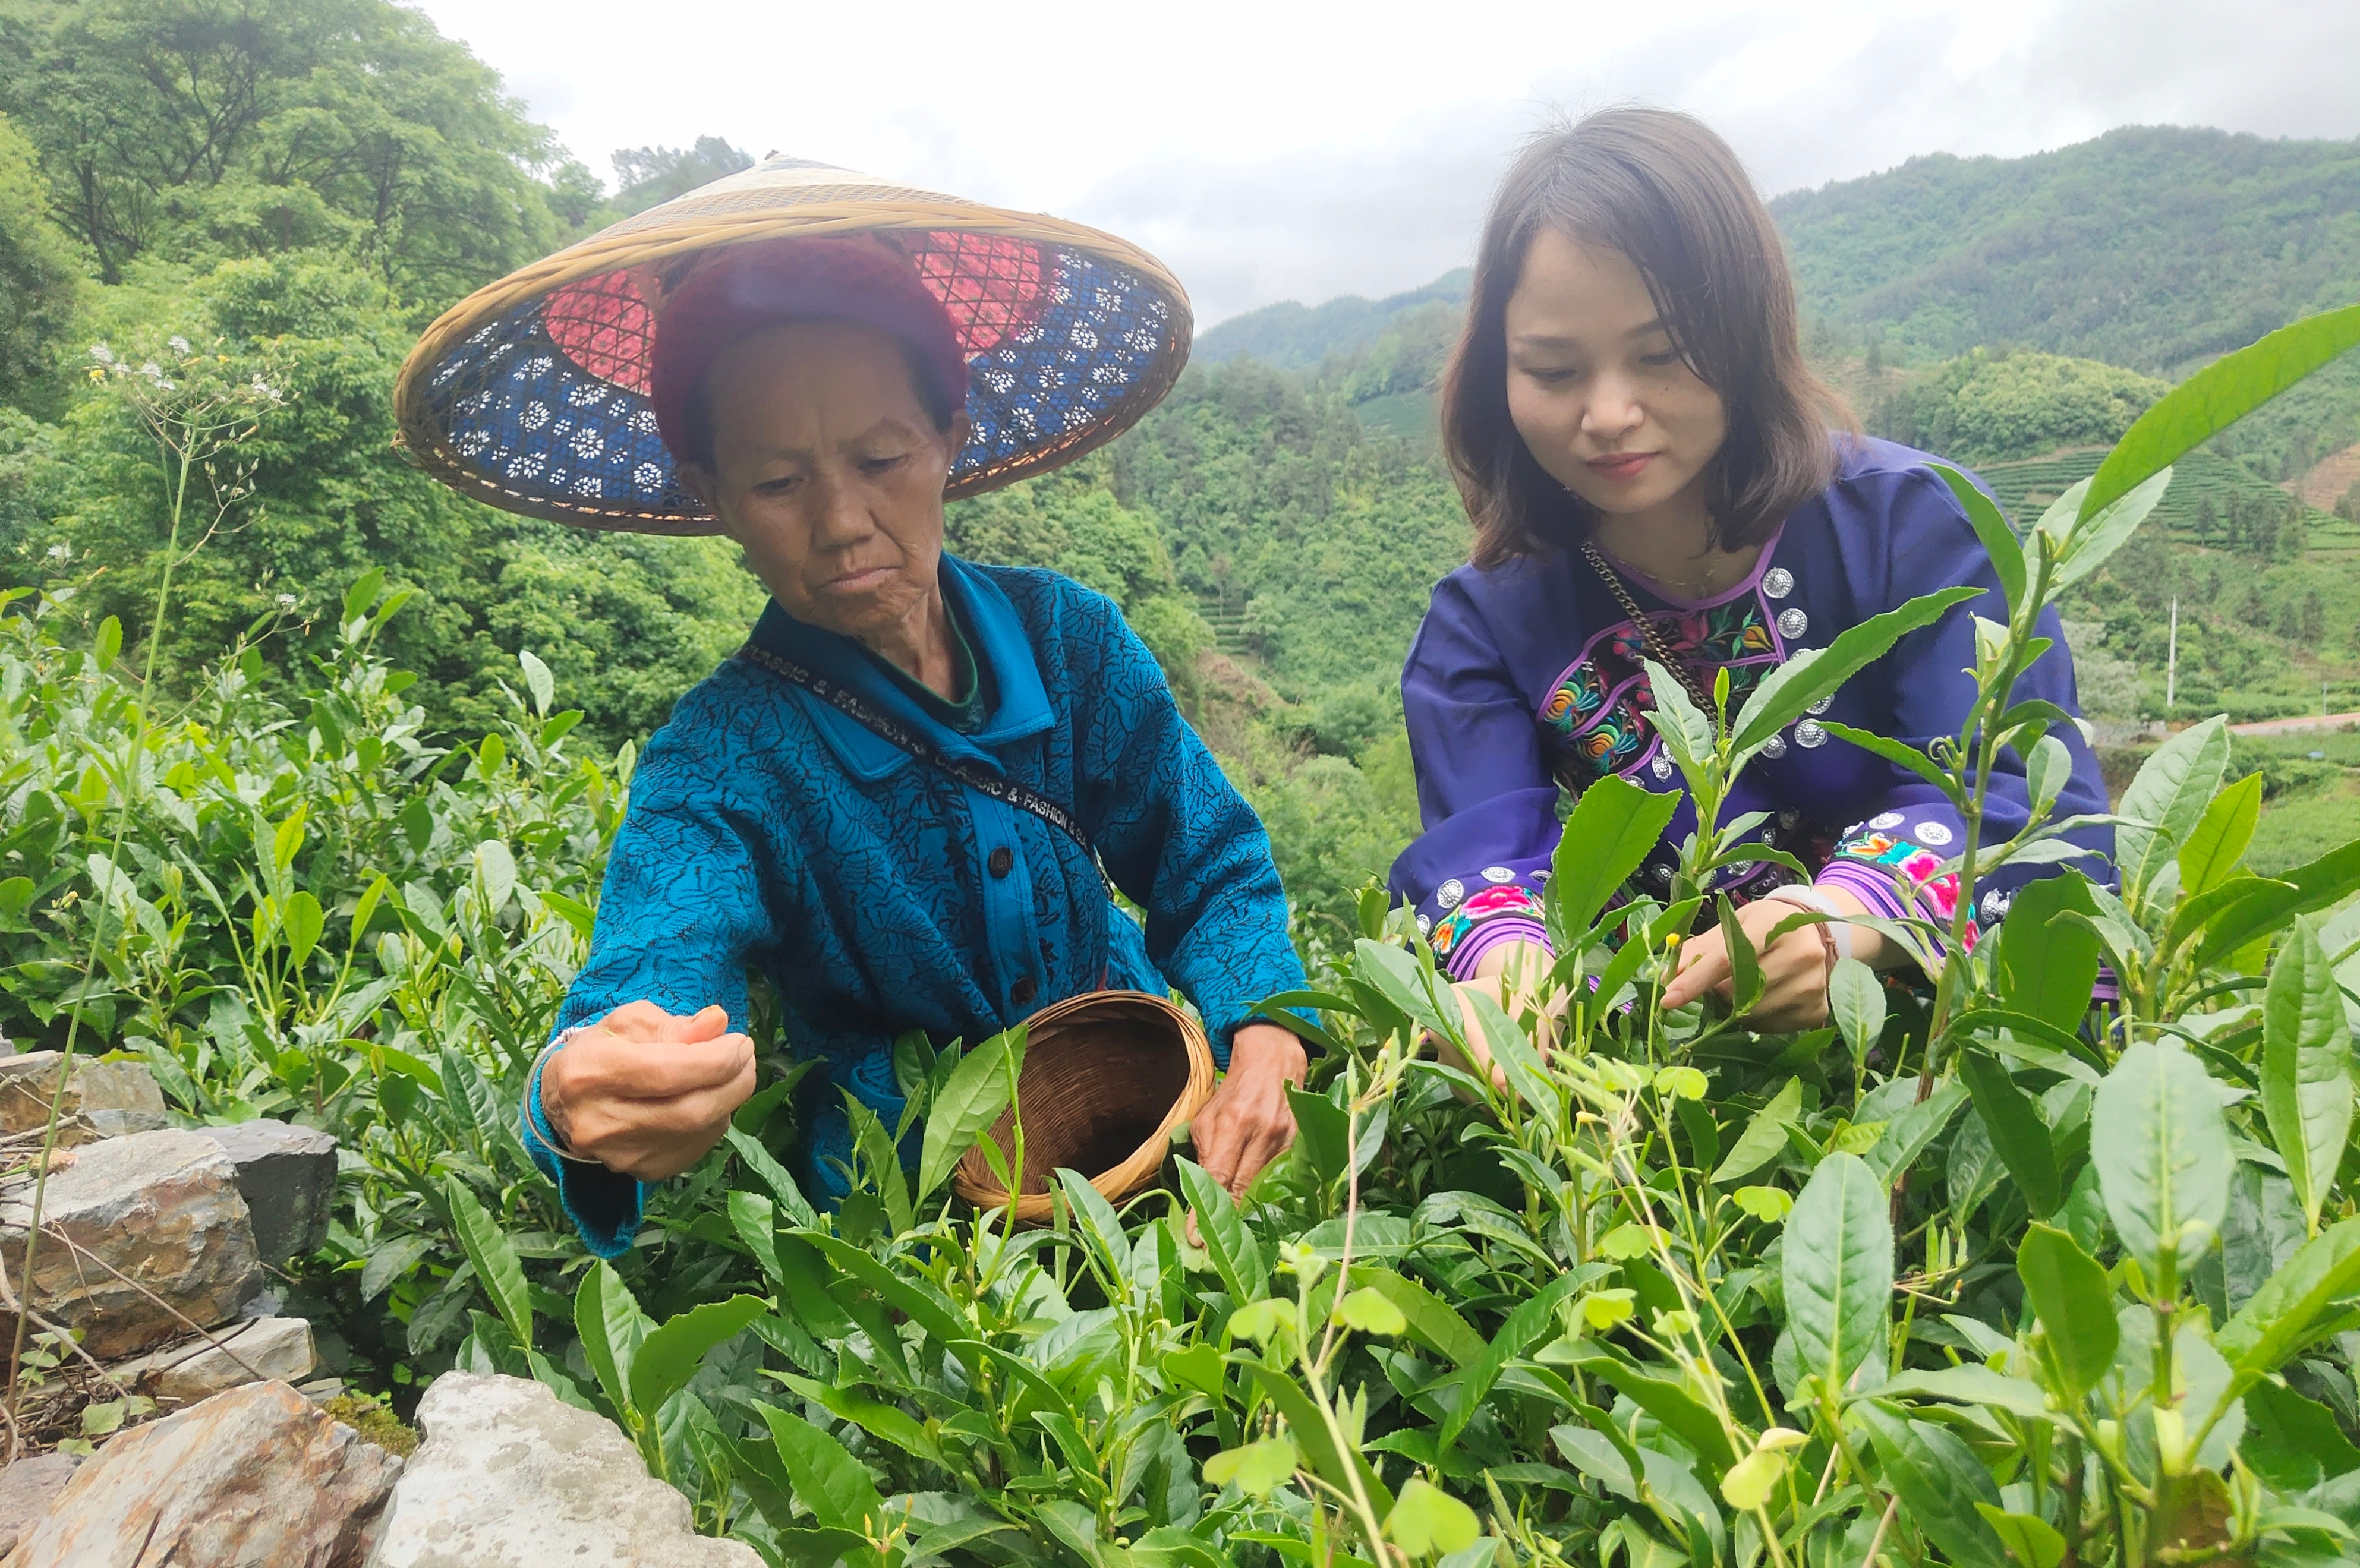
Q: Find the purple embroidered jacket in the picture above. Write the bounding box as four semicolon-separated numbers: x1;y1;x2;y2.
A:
1389;437;2114;977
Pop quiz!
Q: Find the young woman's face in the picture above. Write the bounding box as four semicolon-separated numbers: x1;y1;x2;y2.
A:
680;319;967;642
1502;229;1728;522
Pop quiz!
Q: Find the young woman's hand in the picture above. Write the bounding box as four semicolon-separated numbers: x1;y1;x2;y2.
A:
1660;888;1886;1031
1190;1022;1307;1200
540;1001;758;1180
1439;939;1561;1092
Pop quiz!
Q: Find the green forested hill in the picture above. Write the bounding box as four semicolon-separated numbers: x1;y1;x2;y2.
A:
1770;127;2360;372
1195;271;1469;368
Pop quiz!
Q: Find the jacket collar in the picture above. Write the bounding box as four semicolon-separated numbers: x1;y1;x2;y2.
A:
745;555;1053;783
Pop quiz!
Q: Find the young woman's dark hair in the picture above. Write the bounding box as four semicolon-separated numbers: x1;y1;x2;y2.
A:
1443;106;1852;567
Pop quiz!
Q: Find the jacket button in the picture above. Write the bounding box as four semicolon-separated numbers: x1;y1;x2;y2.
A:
1011;976;1037;1007
988;846;1013;878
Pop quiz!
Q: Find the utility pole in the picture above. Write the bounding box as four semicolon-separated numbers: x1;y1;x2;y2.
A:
2166;597;2179;718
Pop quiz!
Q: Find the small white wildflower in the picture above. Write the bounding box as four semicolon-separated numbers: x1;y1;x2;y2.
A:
140;361;162;380
168;335;191;355
274;592;299;610
89;343;114;365
45;544;70;562
250;375;280;403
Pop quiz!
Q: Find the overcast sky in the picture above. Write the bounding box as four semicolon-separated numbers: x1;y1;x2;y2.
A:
414;0;2360;327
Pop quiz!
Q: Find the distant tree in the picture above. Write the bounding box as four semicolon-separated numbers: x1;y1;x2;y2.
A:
611;137;753;216
1870;348;2167;463
2301;588;2325;643
0;112;80;417
2194;494;2217;545
0;0;576;304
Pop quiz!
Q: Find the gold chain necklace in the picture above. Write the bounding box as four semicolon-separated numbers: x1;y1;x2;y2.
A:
1582;539;1721;726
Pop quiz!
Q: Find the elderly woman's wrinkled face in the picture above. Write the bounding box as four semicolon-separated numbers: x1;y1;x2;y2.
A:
682;319;966;643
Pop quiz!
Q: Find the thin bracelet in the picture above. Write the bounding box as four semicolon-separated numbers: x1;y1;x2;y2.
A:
528;1029;603;1165
1763;885;1854;965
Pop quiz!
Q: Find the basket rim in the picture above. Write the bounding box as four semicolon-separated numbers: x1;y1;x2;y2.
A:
950;990;1215;1219
392;201;1193;534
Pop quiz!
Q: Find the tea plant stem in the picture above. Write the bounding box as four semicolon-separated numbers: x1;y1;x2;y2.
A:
1857;1491;1901;1568
7;388;207;1415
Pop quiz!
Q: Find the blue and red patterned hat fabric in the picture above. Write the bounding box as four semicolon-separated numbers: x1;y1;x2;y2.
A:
645;236;977;463
414;225;1180;530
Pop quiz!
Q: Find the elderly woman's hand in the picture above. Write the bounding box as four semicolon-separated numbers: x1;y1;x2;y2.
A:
540;1001;757;1181
1190;1023;1307;1200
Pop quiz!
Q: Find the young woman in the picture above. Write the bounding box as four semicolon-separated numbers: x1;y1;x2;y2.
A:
1390;108;2113;1029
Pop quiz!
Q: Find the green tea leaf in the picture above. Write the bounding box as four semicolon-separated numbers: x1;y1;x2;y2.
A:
1712;1077;1803;1186
443;1177;531;1352
1288;1086;1351;1190
916;1024;1022;1204
1782;1152;1892;1400
2081;302;2360;520
1960;1050;2062;1218
1855;1403;2008;1568
2049;469;2172;589
1995;872;2102;1036
2178;771;2263;901
2195;837;2360;968
1055;1165;1135;1286
1643;658;1717;773
2239;1380;2360;1493
1547;772;1681;947
1178;1156;1268;1304
282;889;325;972
724;1127;821;1230
626;1295;765;1420
2092;1041;2233;1288
1730;587;1981;754
2016;1222;2118;1402
518;648;555;716
1351;1267;1486;1368
1975;1506;2066;1568
2115;717;2229;907
2261;919;2356;1236
754;1403;886;1534
574;1261;648;1418
1930;463;2025;614
1441;1271;1588;1447
2219;1217;2360;1378
1827;957;1885;1070
1246;1365;1395;1515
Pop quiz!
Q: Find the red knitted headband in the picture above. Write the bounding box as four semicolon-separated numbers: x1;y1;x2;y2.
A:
647;236;970;465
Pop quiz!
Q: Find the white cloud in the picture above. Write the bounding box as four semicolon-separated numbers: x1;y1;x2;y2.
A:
413;0;2359;324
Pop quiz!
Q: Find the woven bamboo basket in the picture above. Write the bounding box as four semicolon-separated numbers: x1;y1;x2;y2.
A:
951;990;1215;1222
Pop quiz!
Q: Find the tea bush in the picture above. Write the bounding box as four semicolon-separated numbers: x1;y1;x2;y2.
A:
7;308;2360;1568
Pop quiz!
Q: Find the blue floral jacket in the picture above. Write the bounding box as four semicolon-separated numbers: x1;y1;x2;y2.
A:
523;557;1305;1256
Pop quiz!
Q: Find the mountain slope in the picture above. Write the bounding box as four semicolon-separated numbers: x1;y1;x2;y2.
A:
1770;125;2360;373
1196;270;1470;368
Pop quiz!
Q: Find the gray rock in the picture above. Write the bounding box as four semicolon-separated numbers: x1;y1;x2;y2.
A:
0;1128;263;1360
0;1052;168;1145
197;1118;340;1262
111;1315;317;1405
367;1372;762;1567
0;1453;81;1557
8;1379;399;1567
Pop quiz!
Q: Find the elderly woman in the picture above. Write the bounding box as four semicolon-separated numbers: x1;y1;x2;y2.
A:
396;163;1307;1258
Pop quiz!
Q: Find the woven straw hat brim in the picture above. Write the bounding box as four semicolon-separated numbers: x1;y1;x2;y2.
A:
952;990;1215;1223
393;157;1193;535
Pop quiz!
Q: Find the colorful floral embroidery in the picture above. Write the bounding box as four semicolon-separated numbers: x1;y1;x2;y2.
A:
1540;592;1783;790
1431;882;1543;957
1832;827;1977;945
